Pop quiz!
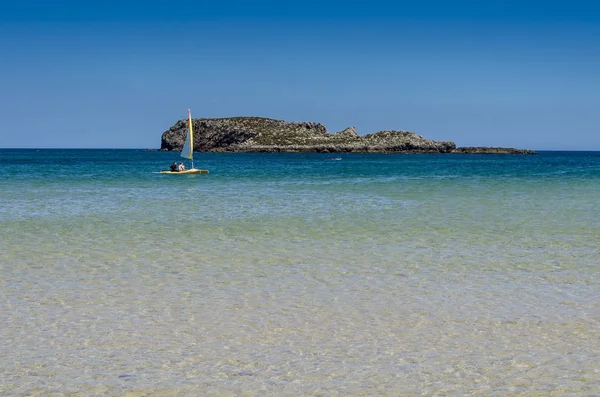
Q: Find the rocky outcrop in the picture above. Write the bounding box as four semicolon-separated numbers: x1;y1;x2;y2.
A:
160;116;535;154
161;117;456;153
451;147;537;154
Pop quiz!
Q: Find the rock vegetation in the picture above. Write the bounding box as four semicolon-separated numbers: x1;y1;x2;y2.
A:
160;116;535;154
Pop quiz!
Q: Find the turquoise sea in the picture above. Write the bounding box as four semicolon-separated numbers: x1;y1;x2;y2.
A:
1;149;599;396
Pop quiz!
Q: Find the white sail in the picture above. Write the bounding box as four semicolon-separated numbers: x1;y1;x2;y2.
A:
180;109;194;161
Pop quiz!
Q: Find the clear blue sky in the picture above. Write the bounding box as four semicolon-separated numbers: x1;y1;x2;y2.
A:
1;0;599;150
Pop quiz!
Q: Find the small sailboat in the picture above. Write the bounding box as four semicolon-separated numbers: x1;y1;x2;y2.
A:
160;109;209;174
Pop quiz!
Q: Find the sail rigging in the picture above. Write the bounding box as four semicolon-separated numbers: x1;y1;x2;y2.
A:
180;109;194;169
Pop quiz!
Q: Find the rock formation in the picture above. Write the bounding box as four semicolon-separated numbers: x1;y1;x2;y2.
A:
160;116;535;154
450;146;537;154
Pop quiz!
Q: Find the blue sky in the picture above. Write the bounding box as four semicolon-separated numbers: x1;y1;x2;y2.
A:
1;0;599;150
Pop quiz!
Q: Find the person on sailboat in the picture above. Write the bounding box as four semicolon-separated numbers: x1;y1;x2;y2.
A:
169;162;178;172
178;162;186;171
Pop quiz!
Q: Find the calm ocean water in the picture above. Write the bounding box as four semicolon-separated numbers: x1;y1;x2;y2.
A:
1;149;599;396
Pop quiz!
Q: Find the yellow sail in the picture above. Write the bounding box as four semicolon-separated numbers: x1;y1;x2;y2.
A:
181;109;193;160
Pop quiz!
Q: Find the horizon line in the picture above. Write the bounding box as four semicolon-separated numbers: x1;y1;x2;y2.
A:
2;147;599;152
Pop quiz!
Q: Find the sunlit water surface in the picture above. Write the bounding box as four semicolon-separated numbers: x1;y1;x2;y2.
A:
1;150;599;396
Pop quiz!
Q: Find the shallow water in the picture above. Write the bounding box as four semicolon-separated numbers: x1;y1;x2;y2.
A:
1;150;599;395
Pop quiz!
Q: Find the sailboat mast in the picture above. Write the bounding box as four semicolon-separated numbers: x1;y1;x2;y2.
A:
188;109;194;169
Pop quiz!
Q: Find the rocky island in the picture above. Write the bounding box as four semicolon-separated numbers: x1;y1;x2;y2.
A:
160;117;536;154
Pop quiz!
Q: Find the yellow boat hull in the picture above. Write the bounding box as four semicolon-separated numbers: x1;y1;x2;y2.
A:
160;169;209;175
